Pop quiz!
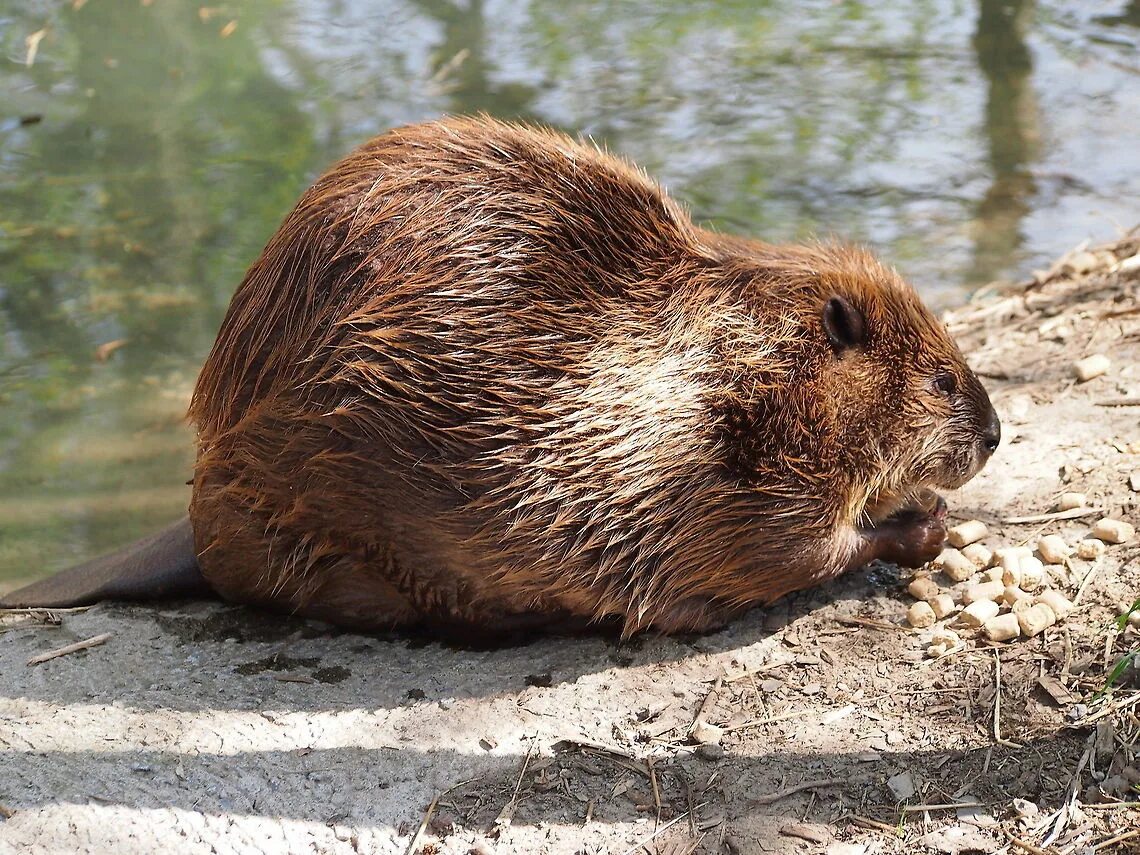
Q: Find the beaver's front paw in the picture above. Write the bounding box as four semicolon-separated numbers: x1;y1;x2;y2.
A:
867;497;948;568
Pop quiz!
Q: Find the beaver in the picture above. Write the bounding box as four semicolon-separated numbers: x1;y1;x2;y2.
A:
1;116;1000;637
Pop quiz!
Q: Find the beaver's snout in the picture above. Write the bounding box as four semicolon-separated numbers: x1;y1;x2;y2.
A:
980;406;1001;458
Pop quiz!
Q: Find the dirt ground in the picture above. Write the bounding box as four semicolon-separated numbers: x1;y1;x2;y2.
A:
1;232;1138;855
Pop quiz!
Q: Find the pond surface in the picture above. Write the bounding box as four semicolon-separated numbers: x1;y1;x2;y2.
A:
1;0;1138;585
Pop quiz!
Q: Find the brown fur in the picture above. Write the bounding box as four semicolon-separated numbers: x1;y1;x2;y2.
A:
187;115;998;637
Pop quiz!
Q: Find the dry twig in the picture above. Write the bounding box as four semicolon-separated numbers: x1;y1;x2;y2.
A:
26;632;112;666
750;778;846;805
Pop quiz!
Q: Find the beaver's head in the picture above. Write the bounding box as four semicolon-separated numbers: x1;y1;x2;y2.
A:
803;247;1000;511
713;241;999;521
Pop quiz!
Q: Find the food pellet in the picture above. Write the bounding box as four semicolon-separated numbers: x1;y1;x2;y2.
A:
959;600;1000;626
1073;354;1110;382
1018;556;1045;590
1037;535;1071;565
947;520;988;548
1076;539;1106;560
907;576;940;601
938;549;977;583
1001;561;1021;587
984;613;1021;642
1056;492;1087;511
930;594;957;620
1036;589;1074;620
1003;585;1032;606
1091;517;1135;545
984;566;1005;583
1017;604;1057;638
1011;597;1035;615
964;580;1005;604
962;543;993;568
907;601;936;628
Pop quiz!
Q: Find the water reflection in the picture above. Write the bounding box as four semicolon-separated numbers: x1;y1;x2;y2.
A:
0;0;1137;584
967;0;1039;285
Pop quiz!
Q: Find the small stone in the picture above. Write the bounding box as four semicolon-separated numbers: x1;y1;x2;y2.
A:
963;580;1004;604
1076;538;1106;560
1056;492;1087;511
1012;798;1039;818
907;601;936;628
801;682;822;695
760;679;783;693
1091;517;1135;545
984;613;1021;642
1130;472;1140;492
947;520;988;548
1037;535;1071;564
962;543;993;568
907;576;940;601
1018;603;1057;637
959;600;1000;626
926;643;948;658
1073;354;1110;382
930;594;957;620
690;719;724;745
918;824;995;855
1036;589;1074;620
938;549;978;582
887;771;916;801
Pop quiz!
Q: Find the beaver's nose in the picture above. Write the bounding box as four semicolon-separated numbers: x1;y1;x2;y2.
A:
981;408;1001;456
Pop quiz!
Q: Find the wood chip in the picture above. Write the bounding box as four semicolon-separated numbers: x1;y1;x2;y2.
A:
779;823;829;844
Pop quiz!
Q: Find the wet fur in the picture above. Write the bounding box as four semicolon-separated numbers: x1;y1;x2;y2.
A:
183;116;998;637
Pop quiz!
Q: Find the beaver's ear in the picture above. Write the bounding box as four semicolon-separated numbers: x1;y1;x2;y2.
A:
822;295;866;352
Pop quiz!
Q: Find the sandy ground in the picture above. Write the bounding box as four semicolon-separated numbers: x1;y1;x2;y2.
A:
1;232;1138;855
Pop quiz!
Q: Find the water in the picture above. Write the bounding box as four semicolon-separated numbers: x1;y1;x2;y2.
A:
1;0;1137;586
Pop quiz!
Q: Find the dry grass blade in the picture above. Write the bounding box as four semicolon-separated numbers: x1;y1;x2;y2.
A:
492;737;536;837
1004;508;1104;525
1092;828;1140;850
616;807;701;855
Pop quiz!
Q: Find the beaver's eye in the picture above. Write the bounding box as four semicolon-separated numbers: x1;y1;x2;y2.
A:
932;372;957;397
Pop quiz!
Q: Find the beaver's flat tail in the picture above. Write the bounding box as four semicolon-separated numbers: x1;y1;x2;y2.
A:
0;515;211;609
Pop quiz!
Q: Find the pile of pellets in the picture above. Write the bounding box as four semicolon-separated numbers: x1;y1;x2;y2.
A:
904;494;1136;657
